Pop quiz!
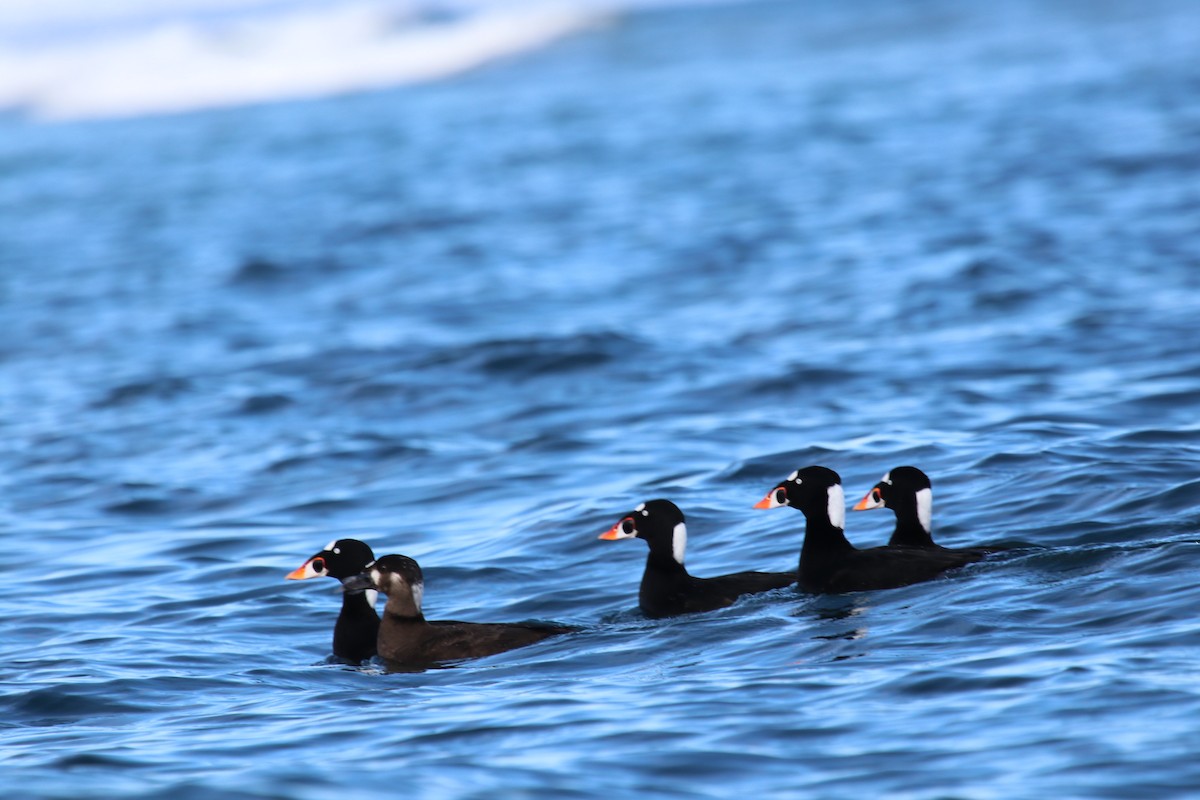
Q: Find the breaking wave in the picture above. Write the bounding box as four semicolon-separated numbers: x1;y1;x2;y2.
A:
0;1;609;120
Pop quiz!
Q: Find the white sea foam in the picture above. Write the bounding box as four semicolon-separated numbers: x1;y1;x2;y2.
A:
0;1;613;121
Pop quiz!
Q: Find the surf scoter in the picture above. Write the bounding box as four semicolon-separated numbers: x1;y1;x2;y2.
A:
600;499;796;618
286;538;379;662
853;466;997;556
340;555;572;667
754;466;983;593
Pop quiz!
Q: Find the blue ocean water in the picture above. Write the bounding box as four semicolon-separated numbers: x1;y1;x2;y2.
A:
3;0;1200;797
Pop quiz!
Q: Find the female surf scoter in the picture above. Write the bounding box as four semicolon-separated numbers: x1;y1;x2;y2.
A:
286;538;379;662
754;466;983;593
853;466;996;556
340;555;572;667
600;499;796;618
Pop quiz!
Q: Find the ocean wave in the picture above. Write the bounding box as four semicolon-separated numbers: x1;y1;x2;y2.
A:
0;1;608;121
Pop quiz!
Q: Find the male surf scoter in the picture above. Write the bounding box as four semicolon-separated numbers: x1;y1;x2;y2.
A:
754;466;983;593
286;538;379;662
340;555;572;667
600;499;796;618
853;466;997;556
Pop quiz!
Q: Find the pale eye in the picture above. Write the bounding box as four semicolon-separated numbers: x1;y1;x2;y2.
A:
774;487;787;504
621;518;635;534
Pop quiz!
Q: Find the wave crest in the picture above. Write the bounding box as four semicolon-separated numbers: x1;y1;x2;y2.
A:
0;2;607;121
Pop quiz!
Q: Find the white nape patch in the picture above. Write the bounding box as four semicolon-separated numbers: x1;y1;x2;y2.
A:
787;470;800;482
411;581;424;612
364;590;379;607
635;502;646;512
671;522;687;565
323;539;337;552
915;487;933;533
827;484;846;529
880;472;893;485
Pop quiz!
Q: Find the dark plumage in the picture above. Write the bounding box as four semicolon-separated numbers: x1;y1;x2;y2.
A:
755;466;984;593
341;555;571;667
287;538;379;662
853;466;996;557
600;499;796;618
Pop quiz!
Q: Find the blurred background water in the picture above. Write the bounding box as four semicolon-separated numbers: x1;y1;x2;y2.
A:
2;0;1200;797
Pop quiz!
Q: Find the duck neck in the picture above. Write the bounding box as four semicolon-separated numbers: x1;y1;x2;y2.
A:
341;589;377;615
644;547;689;579
799;511;856;565
890;504;935;548
383;594;425;622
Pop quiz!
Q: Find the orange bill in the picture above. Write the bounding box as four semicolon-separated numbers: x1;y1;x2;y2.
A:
853;489;883;511
598;523;623;540
752;493;774;509
285;560;316;580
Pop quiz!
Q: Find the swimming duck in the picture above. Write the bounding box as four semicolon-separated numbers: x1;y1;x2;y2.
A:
853;466;996;557
601;498;796;618
755;466;983;593
287;538;379;662
341;555;572;667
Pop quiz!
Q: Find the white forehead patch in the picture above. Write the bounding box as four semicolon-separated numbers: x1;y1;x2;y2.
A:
880;472;893;485
671;522;687;565
827;484;846;529
787;470;800;482
324;539;337;551
635;502;646;512
915;487;933;533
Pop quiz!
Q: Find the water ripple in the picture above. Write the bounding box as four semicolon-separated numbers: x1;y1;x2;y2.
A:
3;0;1200;797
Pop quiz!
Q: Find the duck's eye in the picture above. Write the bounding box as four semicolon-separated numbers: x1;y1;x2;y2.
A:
311;557;326;573
774;487;787;504
621;518;635;535
872;488;883;502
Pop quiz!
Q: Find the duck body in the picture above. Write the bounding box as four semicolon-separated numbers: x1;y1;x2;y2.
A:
757;466;984;594
342;555;571;668
602;499;796;618
287;538;379;662
637;550;796;618
374;614;571;666
798;530;983;593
